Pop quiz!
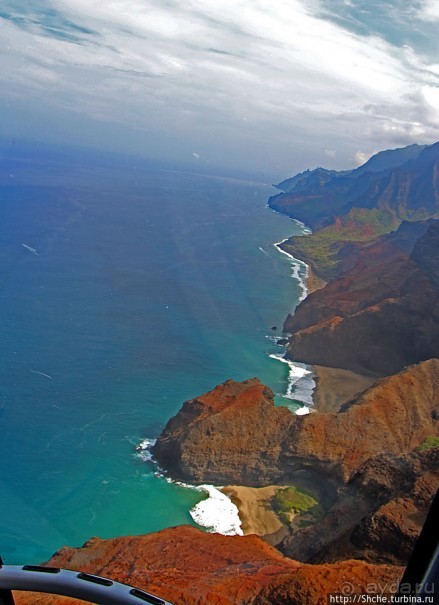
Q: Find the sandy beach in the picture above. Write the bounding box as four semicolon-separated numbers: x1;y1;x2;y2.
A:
221;485;290;544
312;365;376;413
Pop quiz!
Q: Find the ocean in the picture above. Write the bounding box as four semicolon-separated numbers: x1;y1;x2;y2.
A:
0;147;309;564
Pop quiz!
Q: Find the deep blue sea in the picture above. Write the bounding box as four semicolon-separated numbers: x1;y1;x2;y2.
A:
0;147;306;564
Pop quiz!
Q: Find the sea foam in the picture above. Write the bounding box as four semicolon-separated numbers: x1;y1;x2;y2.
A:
270;227;317;413
274;238;308;302
189;485;243;536
269;354;315;410
135;439;243;536
134;438;157;463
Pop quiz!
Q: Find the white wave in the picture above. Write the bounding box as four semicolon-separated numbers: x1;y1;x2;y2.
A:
291;373;316;407
265;334;285;346
295;406;310;415
292;219;312;235
269;354;316;410
267;208;312;234
274;238;309;302
134;438;156;462
189;485;243;536
140;468;243;537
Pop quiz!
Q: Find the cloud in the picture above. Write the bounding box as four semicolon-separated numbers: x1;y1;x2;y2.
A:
0;0;438;174
355;150;373;166
325;149;337;159
419;0;439;20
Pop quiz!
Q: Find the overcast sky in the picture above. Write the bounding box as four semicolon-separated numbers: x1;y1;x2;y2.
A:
1;0;439;178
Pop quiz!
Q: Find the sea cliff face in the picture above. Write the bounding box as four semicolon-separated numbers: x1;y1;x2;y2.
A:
14;526;402;605
153;361;439;486
283;220;439;376
281;447;439;565
269;142;439;231
152;378;294;486
152;362;438;566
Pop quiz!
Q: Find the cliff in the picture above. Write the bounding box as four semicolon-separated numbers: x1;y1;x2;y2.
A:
283;220;439;376
14;526;402;605
152;365;438;566
153;361;439;487
269;141;439;232
281;448;439;565
152;378;293;486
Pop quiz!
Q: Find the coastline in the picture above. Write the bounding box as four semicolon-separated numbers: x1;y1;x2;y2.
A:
205;224;374;536
272;236;316;413
150;214;375;539
273;233;374;414
138;222;320;543
220;485;290;545
274;237;309;302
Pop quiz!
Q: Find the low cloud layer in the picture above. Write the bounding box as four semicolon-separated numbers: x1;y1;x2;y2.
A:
1;0;438;176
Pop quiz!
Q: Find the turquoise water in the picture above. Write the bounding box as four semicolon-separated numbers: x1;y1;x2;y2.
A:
0;149;304;564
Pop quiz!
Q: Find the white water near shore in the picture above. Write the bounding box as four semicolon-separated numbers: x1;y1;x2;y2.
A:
274;237;309;302
269;354;315;411
134;221;315;537
135;440;243;536
134;438;157;462
270;234;316;413
188;485;243;536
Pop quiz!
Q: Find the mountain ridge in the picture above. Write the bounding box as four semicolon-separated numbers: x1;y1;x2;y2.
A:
269;141;439;233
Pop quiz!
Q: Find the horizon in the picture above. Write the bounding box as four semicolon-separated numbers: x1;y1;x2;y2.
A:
1;1;439;177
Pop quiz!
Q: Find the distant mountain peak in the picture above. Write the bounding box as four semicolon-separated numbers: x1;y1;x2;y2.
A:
269;140;439;231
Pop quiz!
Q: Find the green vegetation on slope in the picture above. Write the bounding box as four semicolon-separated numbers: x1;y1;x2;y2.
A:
273;486;318;525
417;436;439;451
281;208;397;280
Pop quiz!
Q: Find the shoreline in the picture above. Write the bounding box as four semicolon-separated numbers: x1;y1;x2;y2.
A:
207;221;377;537
273;231;373;414
220;485;290;545
274;237;309;302
312;365;377;413
272;234;317;413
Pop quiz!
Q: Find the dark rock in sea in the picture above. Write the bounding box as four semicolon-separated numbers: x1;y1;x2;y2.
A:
277;338;289;345
271;325;277;330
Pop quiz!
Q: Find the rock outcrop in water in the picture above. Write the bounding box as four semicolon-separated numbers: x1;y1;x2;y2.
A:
14;526;402;605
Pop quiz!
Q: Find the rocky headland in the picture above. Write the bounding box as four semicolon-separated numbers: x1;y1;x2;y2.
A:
273;141;439;406
152;363;439;565
18;142;439;604
153;361;439;487
283;219;439;377
269;142;438;234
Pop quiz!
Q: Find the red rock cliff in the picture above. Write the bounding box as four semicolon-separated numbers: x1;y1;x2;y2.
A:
14;526;402;605
153;360;439;486
284;221;439;376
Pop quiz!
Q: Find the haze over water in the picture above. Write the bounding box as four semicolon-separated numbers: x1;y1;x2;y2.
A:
0;146;305;564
